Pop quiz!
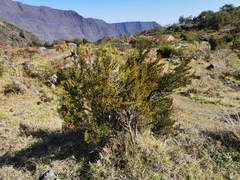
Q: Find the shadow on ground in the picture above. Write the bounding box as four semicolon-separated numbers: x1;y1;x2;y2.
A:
0;123;94;174
202;129;240;152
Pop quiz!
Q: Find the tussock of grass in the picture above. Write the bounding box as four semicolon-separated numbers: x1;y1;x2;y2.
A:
89;130;240;179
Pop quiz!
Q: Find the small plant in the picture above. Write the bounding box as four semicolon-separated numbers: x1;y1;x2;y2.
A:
3;80;28;95
3;82;21;95
22;62;39;78
0;60;4;77
223;33;234;43
203;144;237;170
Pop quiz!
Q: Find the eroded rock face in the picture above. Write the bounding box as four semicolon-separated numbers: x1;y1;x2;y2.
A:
0;0;160;42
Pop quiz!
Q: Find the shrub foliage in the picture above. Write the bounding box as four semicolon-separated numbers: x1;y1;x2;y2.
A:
157;45;177;58
209;36;225;50
57;43;192;145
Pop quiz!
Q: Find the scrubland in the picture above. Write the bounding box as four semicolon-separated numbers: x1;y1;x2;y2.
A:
0;41;239;179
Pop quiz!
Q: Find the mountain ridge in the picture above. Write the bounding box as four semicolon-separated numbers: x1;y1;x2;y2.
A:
0;0;160;42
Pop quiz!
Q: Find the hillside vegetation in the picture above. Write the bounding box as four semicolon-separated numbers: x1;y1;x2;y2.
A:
0;4;240;180
0;18;41;47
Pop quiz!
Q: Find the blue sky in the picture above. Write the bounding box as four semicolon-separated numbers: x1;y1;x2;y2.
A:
13;0;240;25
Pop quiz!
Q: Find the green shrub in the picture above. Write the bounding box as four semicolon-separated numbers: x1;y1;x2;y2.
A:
157;45;177;58
56;43;192;146
181;31;198;42
224;34;234;43
209;36;225;50
129;37;153;50
0;61;4;77
57;41;69;52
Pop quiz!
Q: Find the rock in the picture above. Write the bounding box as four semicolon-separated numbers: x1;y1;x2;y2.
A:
49;74;58;84
48;74;58;87
39;170;57;180
206;53;214;59
222;81;238;88
206;64;219;70
3;55;12;63
40;47;47;51
14;80;28;94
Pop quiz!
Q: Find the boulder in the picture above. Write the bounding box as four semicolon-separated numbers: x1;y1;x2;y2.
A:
39;170;57;180
222;81;238;88
14;80;28;94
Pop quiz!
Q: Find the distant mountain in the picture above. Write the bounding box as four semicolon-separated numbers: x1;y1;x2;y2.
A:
110;21;160;35
0;18;40;47
0;0;160;42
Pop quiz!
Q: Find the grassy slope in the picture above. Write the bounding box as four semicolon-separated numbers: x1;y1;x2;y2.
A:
0;18;41;47
0;48;64;179
0;43;239;179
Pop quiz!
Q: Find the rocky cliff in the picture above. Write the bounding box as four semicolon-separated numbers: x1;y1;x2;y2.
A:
0;0;160;42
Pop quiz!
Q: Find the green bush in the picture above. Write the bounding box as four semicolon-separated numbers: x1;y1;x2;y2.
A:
181;31;198;42
224;34;234;43
57;41;69;52
209;36;225;50
129;37;153;50
56;43;192;146
157;45;177;58
0;61;4;77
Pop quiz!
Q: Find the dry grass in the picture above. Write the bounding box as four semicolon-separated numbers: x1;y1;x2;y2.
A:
0;47;68;179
